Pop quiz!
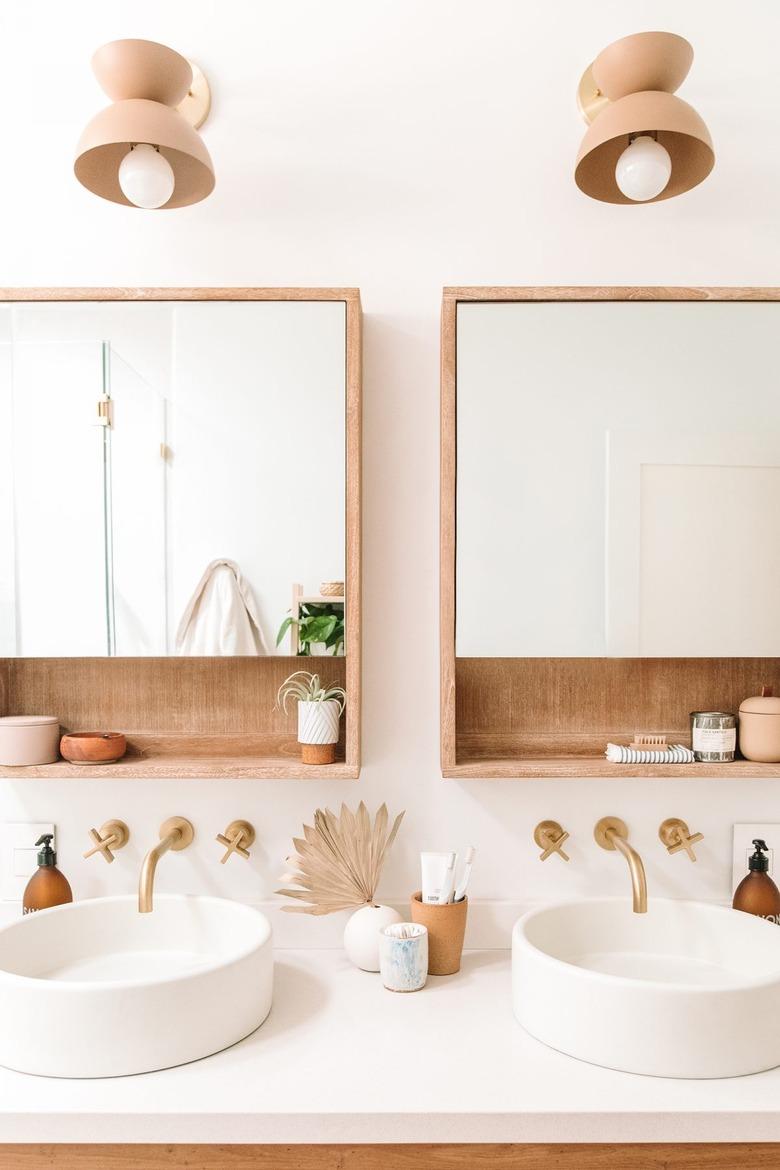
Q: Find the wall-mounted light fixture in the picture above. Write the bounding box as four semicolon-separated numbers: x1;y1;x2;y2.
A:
74;39;214;209
574;31;714;204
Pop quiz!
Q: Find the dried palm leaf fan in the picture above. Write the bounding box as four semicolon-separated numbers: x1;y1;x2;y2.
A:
278;802;405;914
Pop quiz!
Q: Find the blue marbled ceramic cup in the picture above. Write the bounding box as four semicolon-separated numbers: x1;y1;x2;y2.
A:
379;923;428;992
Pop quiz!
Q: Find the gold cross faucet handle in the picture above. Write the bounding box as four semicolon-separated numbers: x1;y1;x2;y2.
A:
83;819;130;864
659;817;704;862
216;819;256;864
533;820;571;862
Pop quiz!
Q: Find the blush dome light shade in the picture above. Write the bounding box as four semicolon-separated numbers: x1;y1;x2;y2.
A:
592;31;694;101
575;90;714;204
74;39;214;209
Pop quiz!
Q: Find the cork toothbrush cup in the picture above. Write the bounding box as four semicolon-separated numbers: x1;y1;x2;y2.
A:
409;891;468;975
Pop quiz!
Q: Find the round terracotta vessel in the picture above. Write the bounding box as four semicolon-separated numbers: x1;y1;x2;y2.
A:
60;732;127;765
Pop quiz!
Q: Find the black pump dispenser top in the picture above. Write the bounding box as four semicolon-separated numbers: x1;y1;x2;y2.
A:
749;839;770;873
35;834;56;867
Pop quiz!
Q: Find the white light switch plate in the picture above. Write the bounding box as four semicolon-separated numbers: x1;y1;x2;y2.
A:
732;824;780;894
0;823;55;901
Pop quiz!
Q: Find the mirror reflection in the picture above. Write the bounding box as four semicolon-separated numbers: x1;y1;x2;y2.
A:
0;301;346;657
456;301;780;658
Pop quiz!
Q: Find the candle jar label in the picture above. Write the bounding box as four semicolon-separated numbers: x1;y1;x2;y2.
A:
693;726;736;753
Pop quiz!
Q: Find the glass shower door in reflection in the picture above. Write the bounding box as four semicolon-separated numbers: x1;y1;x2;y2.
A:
3;336;165;656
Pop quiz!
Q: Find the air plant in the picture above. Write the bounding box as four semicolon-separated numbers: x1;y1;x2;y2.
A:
277;802;405;914
275;671;346;714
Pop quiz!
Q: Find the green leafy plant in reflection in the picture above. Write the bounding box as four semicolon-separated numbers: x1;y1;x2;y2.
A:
276;601;345;656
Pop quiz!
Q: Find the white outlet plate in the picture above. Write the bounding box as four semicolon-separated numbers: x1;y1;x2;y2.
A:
0;822;55;901
732;824;780;894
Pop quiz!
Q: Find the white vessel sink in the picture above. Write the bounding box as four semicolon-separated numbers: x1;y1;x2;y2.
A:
0;894;273;1078
513;898;780;1078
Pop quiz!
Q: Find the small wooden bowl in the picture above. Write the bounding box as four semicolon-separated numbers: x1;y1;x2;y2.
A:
60;732;127;765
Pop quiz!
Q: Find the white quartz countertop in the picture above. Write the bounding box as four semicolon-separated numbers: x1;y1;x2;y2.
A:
2;948;780;1145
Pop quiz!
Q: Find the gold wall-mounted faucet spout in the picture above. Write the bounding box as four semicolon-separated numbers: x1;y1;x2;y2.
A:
594;816;648;914
138;817;194;913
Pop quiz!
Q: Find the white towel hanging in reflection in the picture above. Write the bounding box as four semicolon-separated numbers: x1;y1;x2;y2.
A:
175;559;269;656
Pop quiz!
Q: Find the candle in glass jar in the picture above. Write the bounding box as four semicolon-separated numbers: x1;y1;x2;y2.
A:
690;711;737;763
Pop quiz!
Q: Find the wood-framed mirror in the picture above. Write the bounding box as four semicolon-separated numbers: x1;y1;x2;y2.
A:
0;288;361;778
441;286;780;778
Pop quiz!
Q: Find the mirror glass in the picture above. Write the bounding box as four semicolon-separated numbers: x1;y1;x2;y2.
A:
456;301;780;657
0;301;346;657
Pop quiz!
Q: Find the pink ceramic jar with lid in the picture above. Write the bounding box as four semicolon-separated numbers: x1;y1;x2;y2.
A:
0;716;60;766
739;687;780;763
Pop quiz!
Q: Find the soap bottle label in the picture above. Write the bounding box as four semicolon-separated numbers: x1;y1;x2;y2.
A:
693;726;736;752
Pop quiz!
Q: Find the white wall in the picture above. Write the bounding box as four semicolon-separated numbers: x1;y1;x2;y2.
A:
1;0;780;931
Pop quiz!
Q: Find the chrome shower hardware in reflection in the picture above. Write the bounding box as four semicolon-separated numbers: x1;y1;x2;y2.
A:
594;816;648;914
659;817;703;862
83;819;130;864
138;817;194;913
533;820;570;862
100;340;117;656
216;820;256;864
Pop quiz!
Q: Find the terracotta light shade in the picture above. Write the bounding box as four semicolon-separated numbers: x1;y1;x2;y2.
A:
74;39;215;209
574;31;714;205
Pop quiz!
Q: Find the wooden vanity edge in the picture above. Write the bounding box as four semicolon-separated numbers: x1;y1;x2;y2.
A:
2;1142;779;1169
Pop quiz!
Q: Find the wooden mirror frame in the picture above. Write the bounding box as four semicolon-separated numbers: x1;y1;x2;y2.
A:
441;286;780;779
0;287;361;779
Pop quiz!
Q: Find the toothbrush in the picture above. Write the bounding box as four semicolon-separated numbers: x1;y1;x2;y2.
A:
437;851;457;904
453;846;476;903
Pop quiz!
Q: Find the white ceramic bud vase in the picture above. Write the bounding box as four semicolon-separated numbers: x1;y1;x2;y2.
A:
297;698;341;765
343;904;403;971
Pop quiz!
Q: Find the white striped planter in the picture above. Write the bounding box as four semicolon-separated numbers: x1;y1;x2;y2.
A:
297;699;341;746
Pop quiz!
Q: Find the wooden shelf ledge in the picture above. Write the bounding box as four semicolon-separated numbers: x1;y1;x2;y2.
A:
445;756;780;779
0;732;357;780
0;755;358;780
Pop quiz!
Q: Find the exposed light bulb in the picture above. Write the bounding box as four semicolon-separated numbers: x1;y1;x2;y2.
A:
118;144;175;209
615;135;672;202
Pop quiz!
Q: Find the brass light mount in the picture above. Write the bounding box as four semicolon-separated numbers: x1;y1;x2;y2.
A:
533;820;571;862
659;817;704;862
216;820;256;864
83;819;130;864
177;60;211;130
576;63;610;125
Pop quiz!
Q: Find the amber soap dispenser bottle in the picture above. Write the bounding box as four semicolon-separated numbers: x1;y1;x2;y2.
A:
22;834;73;914
733;839;780;924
